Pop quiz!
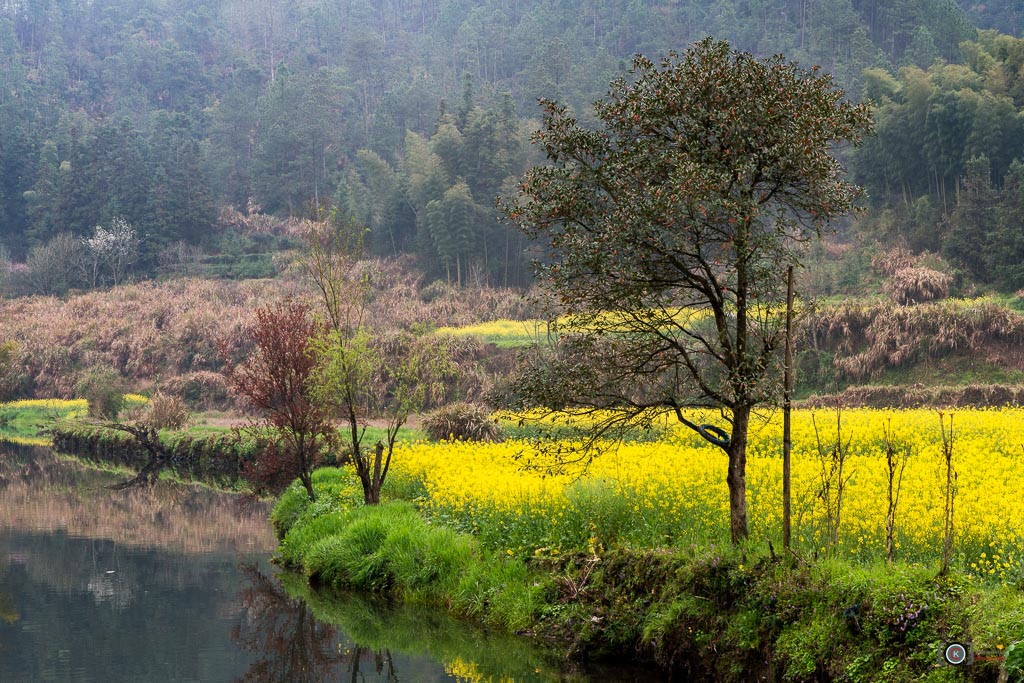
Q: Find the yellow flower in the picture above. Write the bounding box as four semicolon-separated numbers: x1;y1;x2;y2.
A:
387;407;1024;566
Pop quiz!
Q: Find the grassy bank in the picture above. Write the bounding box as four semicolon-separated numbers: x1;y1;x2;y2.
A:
274;470;1022;682
49;418;425;488
270;569;645;681
271;469;544;632
49;420;254;488
0;397;151;446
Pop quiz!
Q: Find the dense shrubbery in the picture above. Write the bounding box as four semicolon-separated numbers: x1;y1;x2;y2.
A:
50;420;252;487
137;391;191;430
275;491;545;633
801;297;1024;381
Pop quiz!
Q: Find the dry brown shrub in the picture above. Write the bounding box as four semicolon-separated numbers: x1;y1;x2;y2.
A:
884;266;953;304
870;245;918;277
219;205;329;239
422;402;504;442
217;200;277;234
0;253;535;401
800;298;1024;381
161;371;231;409
437;334;499;405
871;246;954;304
801;383;1024;409
0;278;307;398
359;256;535;330
142;391;191;430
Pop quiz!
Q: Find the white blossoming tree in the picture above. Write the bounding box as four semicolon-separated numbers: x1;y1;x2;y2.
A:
82;216;139;287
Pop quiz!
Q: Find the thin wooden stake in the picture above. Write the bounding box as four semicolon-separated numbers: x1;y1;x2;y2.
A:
783;265;794;551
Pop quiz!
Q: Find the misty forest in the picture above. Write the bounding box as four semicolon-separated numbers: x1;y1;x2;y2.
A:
0;0;1021;292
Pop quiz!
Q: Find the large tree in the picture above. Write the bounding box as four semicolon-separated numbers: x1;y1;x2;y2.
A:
501;38;872;543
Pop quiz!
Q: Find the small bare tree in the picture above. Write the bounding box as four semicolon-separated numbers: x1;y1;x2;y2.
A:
881;420;910;563
812;403;854;554
104;422;177;490
25;233;85;295
157;240;204;278
938;411;957;575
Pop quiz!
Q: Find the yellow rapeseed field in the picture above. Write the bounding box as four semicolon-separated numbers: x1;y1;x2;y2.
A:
0;395;150;446
435;308;721;346
390;407;1024;581
0;398;88;411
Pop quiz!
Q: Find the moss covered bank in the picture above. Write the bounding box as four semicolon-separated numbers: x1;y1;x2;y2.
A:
273;468;1023;682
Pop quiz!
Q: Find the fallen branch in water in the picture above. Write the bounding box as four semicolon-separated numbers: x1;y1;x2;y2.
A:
98;422;176;490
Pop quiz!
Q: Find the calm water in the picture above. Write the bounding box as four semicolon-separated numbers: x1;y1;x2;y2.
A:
0;442;664;682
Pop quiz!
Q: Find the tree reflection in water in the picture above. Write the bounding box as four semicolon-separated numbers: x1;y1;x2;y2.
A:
233;564;397;682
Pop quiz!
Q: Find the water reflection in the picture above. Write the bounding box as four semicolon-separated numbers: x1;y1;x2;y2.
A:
234;563;346;682
234;564;402;682
0;442;276;554
0;442;282;681
1;442;666;682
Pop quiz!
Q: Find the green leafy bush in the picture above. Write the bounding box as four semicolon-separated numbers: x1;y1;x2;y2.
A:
270;467;361;539
75;367;126;419
1006;641;1024;681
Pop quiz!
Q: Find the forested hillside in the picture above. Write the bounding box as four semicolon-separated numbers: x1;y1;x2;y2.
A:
851;30;1024;288
0;0;1021;290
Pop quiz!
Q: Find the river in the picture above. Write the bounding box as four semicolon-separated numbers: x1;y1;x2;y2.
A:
0;442;665;682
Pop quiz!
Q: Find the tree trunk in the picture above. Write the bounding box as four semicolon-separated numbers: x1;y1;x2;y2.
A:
301;471;316;502
365;486;380;505
367;440;384;505
727;404;750;543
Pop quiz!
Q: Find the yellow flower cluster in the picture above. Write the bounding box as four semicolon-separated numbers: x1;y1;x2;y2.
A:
436;319;554;341
966;543;1020;584
0;395;149;446
391;407;1024;578
436;308;717;346
0;398;88;410
1;394;148;411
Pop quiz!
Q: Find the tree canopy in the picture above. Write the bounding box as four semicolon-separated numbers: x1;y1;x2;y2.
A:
0;0;1011;289
501;38;873;543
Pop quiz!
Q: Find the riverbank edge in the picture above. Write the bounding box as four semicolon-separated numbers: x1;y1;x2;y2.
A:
272;468;1020;683
50;422;251;488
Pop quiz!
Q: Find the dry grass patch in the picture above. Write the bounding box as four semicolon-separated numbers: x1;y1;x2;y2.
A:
0;265;533;404
802;297;1024;380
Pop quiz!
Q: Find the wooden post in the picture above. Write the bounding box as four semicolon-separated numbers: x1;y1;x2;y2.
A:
783;265;794;551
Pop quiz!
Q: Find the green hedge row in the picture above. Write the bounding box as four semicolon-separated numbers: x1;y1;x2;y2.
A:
51;423;253;487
